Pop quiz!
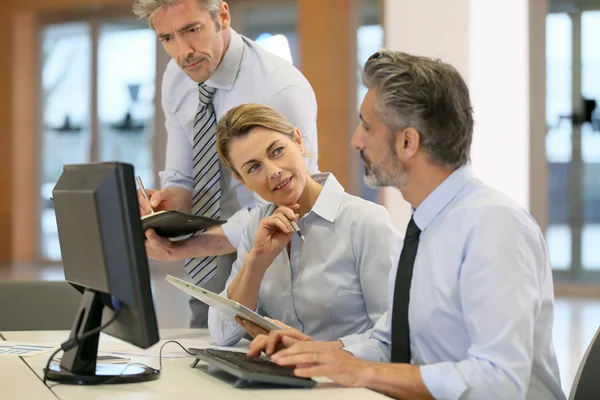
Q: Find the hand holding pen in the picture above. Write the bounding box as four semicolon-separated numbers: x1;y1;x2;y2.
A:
136;175;155;215
251;204;305;264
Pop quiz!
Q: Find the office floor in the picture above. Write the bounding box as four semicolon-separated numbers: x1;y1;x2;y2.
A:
1;261;598;396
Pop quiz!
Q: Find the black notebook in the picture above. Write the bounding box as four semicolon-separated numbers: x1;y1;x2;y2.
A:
141;210;226;241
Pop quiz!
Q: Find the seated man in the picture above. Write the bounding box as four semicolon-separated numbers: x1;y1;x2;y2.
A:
246;51;566;400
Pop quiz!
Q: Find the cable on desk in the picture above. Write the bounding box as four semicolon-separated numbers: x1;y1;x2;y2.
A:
98;340;194;385
85;340;197;385
42;301;122;385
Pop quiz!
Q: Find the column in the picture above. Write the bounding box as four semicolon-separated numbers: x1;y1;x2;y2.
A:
298;0;360;195
0;4;15;263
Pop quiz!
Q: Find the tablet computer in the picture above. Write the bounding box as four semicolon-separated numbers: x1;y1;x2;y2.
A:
165;275;282;333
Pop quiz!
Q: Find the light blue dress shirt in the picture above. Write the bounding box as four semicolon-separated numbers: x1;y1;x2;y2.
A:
345;166;565;400
159;29;319;247
208;173;402;347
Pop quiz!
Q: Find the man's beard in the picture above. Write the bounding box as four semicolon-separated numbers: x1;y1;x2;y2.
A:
361;150;408;190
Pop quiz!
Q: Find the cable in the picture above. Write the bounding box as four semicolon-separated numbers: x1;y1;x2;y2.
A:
156;340;197;371
87;340;196;385
42;304;122;385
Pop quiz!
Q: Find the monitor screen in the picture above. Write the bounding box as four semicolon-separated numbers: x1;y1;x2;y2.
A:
49;162;160;384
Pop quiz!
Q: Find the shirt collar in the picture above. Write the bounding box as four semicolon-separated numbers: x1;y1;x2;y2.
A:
412;165;475;232
205;29;244;91
307;173;344;223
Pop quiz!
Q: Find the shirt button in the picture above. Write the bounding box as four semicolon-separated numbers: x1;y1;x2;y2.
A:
290;315;296;321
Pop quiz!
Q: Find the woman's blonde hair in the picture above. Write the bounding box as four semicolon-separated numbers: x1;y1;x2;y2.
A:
216;104;297;176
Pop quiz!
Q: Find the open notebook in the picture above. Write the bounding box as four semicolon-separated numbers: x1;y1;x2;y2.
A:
141;210;226;241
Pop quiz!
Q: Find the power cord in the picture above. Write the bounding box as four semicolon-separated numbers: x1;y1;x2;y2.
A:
42;301;122;385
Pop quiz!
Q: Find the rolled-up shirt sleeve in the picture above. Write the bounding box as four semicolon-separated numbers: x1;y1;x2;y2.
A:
208;209;261;346
344;310;392;362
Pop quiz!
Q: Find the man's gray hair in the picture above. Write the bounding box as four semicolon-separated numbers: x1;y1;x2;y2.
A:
132;0;222;27
362;50;474;169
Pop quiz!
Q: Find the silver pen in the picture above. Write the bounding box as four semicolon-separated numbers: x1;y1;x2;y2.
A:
135;175;155;214
290;220;305;241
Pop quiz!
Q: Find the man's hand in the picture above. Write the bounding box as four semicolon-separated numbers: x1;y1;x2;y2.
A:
246;327;343;358
269;343;434;399
144;226;235;261
270;343;375;387
138;187;191;216
144;228;190;261
247;328;314;357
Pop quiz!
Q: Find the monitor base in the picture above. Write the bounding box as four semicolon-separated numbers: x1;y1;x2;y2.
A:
45;363;160;385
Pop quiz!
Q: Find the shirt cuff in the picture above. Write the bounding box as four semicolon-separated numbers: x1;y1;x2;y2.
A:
159;169;192;190
221;208;252;248
419;362;468;400
339;330;371;348
344;339;390;363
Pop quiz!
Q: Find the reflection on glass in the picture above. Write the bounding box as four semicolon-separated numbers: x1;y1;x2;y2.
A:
546;14;572;270
357;25;383;110
546;225;571;270
581;11;600;270
99;23;156;189
357;25;383;203
546;13;572;163
256;33;293;64
41;23;92;260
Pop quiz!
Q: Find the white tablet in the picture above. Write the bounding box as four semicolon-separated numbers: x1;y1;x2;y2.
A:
165;275;282;333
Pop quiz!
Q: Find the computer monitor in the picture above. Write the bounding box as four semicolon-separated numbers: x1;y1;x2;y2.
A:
47;162;160;385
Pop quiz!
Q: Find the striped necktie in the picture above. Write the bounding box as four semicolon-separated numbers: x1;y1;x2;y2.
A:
184;83;220;286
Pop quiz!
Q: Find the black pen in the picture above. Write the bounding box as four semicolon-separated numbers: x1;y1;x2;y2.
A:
290;220;305;241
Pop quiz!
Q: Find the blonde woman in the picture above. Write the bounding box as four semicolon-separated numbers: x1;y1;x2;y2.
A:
207;104;401;348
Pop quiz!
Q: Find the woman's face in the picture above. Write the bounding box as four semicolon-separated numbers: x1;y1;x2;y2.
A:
228;127;307;205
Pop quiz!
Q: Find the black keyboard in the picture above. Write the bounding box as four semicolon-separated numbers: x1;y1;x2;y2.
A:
191;348;316;388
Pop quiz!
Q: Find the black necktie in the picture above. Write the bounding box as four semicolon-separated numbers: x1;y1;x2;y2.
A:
391;217;421;363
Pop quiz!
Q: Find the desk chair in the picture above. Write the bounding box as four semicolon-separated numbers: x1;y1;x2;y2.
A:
0;280;81;331
569;325;600;399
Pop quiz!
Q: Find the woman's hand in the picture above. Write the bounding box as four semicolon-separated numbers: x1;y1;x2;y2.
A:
234;317;293;339
250;204;300;264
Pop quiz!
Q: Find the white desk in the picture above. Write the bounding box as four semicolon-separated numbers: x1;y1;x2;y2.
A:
0;345;56;399
1;329;387;400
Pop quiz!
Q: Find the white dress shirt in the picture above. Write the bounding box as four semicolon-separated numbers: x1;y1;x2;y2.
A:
159;29;319;246
208;173;402;347
344;166;565;400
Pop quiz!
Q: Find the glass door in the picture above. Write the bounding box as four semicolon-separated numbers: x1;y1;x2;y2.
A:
41;22;92;260
40;17;157;261
546;9;600;281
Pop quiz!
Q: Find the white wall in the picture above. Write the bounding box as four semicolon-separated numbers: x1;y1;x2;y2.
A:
381;0;547;233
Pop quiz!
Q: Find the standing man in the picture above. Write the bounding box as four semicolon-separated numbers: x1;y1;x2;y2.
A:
132;0;319;327
247;51;565;400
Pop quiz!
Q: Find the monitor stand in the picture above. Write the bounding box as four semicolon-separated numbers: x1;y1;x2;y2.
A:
45;289;160;385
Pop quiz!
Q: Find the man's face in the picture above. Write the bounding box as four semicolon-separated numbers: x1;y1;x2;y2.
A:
152;0;229;83
351;89;408;189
